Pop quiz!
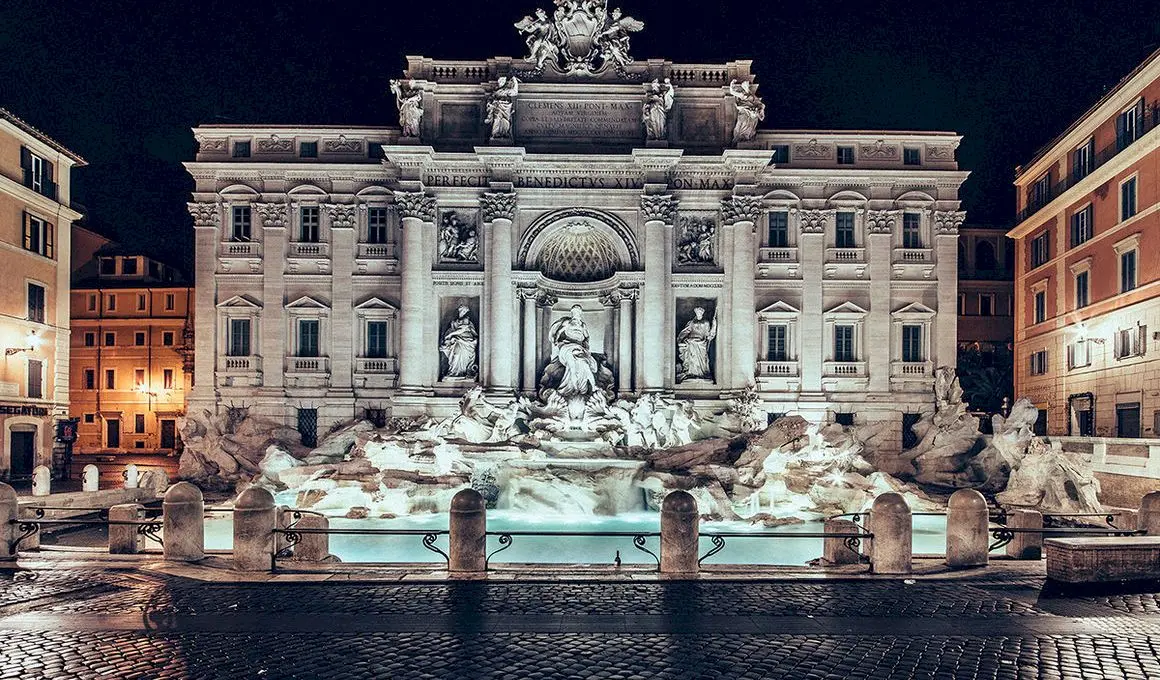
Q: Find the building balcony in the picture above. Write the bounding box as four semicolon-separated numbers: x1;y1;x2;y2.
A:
825;247;865;264
823;361;867;377
892;248;932;264
285;356;330;375
757;360;798;377
355;357;399;374
289;242;330;259
357;243;397;259
758;247;798;263
219;355;258;373
891;361;934;379
219;241;262;258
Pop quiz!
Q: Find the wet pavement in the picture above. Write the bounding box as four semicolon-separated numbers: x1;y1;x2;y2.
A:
2;567;1160;679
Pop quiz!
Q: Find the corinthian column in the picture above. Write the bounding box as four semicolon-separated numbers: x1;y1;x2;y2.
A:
253;203;288;390
641;194;677;391
722;195;764;390
394;191;436;393
187;202;221;412
934;210;966;370
481;192;518;394
326;204;358;393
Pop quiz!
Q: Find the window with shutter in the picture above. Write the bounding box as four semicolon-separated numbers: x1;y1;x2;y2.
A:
27;359;42;399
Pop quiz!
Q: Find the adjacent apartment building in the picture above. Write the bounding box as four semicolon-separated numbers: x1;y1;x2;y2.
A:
956;226;1015;416
70;250;193;455
0;108;85;479
1010;48;1160;438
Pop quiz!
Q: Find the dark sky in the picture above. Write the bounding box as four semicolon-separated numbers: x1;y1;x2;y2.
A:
3;0;1159;273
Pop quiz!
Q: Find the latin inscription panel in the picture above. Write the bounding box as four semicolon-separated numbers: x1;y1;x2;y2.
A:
516;99;640;140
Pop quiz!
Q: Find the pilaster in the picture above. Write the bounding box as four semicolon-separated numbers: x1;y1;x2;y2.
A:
326;204;357;392
481;192;518;394
934;210;966;369
188;202;221;410
254;203;287;390
866;210;895;393
797;208;828;394
722;195;763;390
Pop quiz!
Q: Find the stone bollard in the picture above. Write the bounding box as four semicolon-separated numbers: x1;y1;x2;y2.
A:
823;518;862;565
233;487;276;572
1116;509;1139;532
0;483;17;560
449;489;486;573
291;514;331;562
108;503;144;554
162;482;204;562
31;465;50;497
869;492;911;575
946;489;989;568
660;490;700;574
82;464;100;492
1005;509;1043;560
123;464;139;490
1140;492;1160;536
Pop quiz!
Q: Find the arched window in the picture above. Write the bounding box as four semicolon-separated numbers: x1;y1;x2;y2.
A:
975;240;997;271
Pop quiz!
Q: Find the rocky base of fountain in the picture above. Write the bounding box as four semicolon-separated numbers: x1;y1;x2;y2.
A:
178;370;1108;521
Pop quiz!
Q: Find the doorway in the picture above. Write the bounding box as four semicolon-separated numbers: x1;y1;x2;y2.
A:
9;428;35;477
160;419;176;450
106;418;121;449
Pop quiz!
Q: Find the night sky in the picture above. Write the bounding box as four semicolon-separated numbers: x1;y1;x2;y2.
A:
3;0;1159;274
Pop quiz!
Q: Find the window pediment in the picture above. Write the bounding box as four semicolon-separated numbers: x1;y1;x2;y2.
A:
217;295;261;310
891;302;936;320
758;300;801;321
824;301;869;319
1114;232;1142;255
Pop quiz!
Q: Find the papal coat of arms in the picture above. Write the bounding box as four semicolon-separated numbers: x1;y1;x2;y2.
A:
515;0;644;75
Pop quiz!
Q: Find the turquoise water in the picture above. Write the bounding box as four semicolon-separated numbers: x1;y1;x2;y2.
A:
203;512;966;566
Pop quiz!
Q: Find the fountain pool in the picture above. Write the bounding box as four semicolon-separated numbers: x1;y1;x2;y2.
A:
203;512;985;566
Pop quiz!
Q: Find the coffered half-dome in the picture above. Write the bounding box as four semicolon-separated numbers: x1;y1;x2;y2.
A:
537;221;621;283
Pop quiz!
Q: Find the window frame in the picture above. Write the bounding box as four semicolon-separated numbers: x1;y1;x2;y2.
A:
836;146;855;165
1069;203;1093;247
1120;175;1138;222
231;205;252;242
834;211;857;248
26;281;46;324
299;205;321;243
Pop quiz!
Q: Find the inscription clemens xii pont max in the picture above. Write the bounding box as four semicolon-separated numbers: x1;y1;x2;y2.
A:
517;99;640;138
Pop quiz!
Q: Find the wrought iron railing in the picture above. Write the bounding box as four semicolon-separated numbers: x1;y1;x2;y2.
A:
270;526;450;571
987;526;1142;552
9;517;163;552
484;531;661;568
697;531;872;565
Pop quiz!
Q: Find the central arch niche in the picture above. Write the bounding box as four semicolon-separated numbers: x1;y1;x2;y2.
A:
519;208;640;282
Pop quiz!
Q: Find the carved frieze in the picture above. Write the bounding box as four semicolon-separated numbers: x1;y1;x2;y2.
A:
793;139;831;159
481;192;518;222
865;210;901;234
187;202;221;228
933;210;967;235
325;204;358;228
324;136;365;153
640;194;678;222
795;208;835;234
393;191;437;221
439;211;480;263
253;203;287;228
721;195;764;225
859;140;898;159
195;136;227;152
676;215;716;265
256;138;294;153
926;145;955;161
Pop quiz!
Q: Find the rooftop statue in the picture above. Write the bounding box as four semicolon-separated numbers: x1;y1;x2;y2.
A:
485;76;520;140
641;78;675;141
516;1;643;75
727;79;765;143
389;79;424;138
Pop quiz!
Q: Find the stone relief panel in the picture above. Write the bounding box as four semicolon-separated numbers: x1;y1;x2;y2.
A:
675;214;717;267
439;297;480;381
675;297;718;384
438;211;480;263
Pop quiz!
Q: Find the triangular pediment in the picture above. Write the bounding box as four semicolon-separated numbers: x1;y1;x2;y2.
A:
824;301;869;316
758;301;800;315
216;295;261;310
892;302;937;317
354;297;399;312
285;295;330;310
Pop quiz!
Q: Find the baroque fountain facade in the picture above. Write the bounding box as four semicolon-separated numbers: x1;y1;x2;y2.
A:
178;2;1104;532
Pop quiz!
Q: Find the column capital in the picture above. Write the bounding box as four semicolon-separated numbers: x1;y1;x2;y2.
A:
253;202;288;228
480;192;518;222
393;191;436;221
640;194;678;222
721;195;765;225
866;209;901;235
187;202;221;228
324;203;358;228
933;210;967;235
794;208;834;234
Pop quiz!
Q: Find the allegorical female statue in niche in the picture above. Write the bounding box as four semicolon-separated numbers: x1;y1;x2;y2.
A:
676;307;717;382
485;76;519;140
390;79;424;138
440;305;478;380
642;78;675;141
727;79;765;143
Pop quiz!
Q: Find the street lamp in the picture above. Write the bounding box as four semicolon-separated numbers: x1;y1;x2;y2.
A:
5;330;42;356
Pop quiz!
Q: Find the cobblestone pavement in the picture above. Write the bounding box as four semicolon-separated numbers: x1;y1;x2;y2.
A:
2;568;1160;679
